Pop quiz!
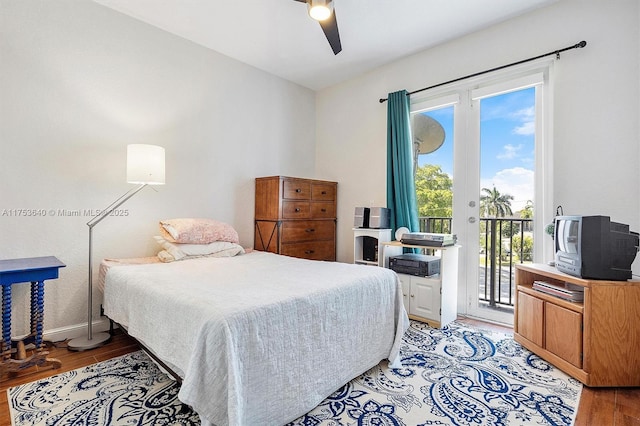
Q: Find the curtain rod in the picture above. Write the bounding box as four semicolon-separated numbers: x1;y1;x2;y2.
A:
379;40;587;103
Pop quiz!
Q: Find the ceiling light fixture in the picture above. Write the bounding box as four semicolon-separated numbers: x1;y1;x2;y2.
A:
307;0;333;21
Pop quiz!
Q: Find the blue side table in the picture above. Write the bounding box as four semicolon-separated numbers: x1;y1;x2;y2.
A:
0;256;65;374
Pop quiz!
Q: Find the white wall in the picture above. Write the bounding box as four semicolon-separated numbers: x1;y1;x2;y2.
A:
0;1;316;338
316;0;640;282
2;0;638;338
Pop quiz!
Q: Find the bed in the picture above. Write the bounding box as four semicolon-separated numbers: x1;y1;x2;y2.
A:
102;250;409;426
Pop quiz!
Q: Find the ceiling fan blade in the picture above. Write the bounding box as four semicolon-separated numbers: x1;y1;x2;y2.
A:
318;10;342;55
292;0;342;54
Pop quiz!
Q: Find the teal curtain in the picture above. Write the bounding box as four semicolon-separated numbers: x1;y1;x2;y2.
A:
386;90;419;234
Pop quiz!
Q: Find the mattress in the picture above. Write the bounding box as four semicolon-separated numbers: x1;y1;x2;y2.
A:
103;250;408;426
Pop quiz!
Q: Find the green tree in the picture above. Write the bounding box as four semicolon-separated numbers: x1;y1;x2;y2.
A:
480;186;514;218
415;164;453;218
520;200;534;219
501;221;520;238
520;200;534;232
512;235;534;262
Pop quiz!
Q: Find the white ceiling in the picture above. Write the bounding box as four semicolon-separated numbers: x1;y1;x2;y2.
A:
94;0;558;91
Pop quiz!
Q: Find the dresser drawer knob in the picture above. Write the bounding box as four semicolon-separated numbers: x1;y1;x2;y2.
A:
295;208;301;212
305;228;315;232
321;191;327;195
321;208;327;212
295;188;301;193
305;250;315;254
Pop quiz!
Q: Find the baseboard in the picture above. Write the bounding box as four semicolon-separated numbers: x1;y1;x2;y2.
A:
42;318;113;343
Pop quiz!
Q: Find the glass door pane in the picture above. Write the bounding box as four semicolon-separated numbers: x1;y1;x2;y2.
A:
413;106;454;234
468;86;536;324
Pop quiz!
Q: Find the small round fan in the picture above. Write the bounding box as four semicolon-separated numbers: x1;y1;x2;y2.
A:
395;227;409;241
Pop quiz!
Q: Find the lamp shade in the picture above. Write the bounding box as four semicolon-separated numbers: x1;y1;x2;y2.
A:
126;144;165;185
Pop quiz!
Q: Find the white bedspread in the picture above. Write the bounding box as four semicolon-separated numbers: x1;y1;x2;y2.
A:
103;251;408;426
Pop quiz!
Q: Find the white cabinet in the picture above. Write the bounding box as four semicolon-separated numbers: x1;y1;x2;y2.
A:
384;242;459;328
398;274;441;320
353;228;393;267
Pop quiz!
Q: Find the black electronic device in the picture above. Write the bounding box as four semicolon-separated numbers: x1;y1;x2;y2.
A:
389;253;440;277
554;215;639;280
354;207;390;229
362;236;378;262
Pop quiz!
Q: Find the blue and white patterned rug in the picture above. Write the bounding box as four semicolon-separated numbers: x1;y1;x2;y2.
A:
8;321;582;426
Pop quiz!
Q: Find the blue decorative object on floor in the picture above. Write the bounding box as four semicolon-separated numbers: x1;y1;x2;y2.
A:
8;321;582;426
289;321;582;426
8;350;199;425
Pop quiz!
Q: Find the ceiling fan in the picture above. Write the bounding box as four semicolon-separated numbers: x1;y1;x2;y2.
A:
293;0;342;55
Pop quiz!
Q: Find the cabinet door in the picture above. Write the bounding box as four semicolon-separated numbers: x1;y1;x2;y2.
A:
517;291;544;347
411;276;440;321
397;274;411;312
545;302;582;368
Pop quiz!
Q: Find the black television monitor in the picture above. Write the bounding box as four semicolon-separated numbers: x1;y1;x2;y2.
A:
554;215;639;280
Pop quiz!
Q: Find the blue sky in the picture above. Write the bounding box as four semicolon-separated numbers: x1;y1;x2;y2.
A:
416;87;535;212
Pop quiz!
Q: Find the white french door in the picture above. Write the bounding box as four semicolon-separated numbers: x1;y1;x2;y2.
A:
465;78;541;324
411;61;555;325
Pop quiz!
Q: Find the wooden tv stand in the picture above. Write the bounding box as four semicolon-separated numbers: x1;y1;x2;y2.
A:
514;263;640;387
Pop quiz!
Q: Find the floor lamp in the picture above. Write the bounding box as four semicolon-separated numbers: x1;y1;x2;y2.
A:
67;144;165;351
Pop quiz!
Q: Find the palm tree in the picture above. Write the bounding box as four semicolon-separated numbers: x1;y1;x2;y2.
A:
520;200;534;232
520;200;534;219
480;186;514;217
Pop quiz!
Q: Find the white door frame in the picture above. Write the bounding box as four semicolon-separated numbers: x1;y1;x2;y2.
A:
411;58;555;325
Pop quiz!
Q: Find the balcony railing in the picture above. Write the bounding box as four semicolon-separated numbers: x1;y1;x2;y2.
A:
419;216;533;308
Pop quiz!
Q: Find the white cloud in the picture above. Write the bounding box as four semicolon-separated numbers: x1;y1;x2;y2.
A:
512;106;535;135
480;167;534;213
513;121;535;135
512;106;534;120
497;144;523;160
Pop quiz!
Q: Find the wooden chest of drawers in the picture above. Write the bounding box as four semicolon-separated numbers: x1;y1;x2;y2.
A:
254;176;337;261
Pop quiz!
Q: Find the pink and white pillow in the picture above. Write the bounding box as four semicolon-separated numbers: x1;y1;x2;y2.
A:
159;218;239;245
154;236;244;262
156;218;244;262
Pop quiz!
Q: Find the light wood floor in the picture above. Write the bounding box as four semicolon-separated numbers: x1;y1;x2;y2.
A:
0;320;638;426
